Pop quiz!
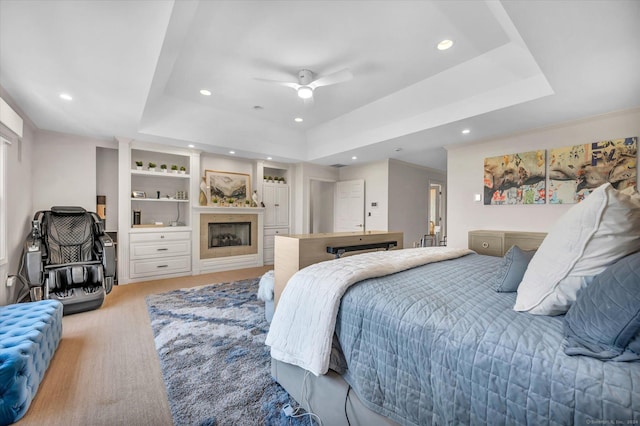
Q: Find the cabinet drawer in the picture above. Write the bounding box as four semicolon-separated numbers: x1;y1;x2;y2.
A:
130;231;190;243
264;227;288;236
469;234;503;256
129;256;191;278
264;228;288;249
130;240;190;260
264;247;274;265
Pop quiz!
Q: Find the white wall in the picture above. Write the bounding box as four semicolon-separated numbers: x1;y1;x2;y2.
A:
339;159;389;232
447;108;640;249
388;159;446;248
96;147;119;231
0;87;35;305
33;130;116;212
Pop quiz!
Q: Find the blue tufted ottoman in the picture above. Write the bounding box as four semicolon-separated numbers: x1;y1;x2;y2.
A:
0;300;63;425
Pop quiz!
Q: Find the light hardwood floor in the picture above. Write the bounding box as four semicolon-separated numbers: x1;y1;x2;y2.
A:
15;266;272;426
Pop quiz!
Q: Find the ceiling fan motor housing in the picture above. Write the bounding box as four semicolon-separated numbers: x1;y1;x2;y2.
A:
297;69;314;85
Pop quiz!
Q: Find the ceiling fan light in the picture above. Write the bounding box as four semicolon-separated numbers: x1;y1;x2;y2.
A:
297;86;313;99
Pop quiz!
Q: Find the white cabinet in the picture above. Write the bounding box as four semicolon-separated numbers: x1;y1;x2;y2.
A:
263;183;289;265
263;183;289;227
263;227;288;265
129;230;191;279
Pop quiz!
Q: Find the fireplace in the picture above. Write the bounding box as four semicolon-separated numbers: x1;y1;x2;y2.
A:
200;213;258;259
209;222;251;247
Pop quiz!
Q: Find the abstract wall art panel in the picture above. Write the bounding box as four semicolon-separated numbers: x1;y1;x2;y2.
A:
484;150;546;205
548;137;637;204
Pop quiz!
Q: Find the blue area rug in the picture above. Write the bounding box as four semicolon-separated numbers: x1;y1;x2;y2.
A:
146;278;305;425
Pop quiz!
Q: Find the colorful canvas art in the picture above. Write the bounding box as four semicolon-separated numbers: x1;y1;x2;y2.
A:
484;150;546;205
548;137;637;204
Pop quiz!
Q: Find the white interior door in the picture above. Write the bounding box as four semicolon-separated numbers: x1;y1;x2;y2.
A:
334;179;365;232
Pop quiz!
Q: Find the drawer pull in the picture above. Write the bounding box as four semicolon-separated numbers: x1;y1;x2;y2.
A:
157;264;169;268
157;248;169;251
160;235;165;239
482;242;489;248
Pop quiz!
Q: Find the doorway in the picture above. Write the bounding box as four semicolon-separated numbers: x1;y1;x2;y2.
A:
429;182;445;244
309;179;335;233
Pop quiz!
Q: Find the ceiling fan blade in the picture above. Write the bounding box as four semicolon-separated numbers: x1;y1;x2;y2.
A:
308;68;353;89
254;78;301;90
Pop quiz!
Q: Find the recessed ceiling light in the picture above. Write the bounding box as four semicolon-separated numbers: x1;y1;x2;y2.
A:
352;156;357;160
437;39;454;51
188;144;195;148
462;129;470;134
229;150;235;154
267;157;272;160
294;117;303;123
59;93;73;101
200;89;212;96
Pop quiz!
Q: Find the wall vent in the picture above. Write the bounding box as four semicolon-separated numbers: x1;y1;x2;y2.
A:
330;164;346;168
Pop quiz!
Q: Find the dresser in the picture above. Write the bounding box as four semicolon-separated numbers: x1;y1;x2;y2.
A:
274;231;403;308
468;230;546;257
129;230;191;279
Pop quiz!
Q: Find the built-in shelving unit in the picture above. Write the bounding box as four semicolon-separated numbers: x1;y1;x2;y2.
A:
118;139;200;284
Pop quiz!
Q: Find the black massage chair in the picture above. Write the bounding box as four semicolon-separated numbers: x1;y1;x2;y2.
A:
22;206;115;315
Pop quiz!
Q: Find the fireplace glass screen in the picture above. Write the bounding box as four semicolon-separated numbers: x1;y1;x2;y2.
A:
208;222;251;248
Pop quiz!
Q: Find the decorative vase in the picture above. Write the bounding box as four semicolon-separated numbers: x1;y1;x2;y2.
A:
136;166;143;170
179;170;186;174
148;167;156;172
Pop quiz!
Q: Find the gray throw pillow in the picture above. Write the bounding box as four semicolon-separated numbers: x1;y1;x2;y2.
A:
563;251;640;361
494;245;536;293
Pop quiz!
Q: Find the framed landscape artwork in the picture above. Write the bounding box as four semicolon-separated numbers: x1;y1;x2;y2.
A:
548;137;637;204
205;170;250;203
484;150;546;205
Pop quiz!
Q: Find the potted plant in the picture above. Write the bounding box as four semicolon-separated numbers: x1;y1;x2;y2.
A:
280;177;286;184
160;164;167;172
148;162;156;172
212;197;219;205
135;161;143;170
171;165;178;174
179;166;186;174
267;176;273;183
245;199;251;206
228;197;236;207
263;175;268;182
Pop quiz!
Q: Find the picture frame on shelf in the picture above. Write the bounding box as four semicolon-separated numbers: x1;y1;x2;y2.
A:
205;170;250;204
131;191;147;199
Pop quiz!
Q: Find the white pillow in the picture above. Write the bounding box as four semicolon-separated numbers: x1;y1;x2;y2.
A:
514;183;640;315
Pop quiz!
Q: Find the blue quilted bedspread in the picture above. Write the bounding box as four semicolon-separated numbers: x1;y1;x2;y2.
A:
335;253;640;425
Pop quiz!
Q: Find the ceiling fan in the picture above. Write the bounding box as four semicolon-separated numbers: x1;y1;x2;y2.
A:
255;68;353;102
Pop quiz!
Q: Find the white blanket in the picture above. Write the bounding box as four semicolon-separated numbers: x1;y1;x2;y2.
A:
265;247;474;376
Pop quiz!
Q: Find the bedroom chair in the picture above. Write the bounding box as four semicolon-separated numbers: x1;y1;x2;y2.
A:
22;206;116;315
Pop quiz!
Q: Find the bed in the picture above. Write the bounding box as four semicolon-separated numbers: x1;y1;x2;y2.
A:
267;183;640;425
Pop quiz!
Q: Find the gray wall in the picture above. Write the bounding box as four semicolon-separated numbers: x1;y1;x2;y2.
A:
309;179;334;233
388;159;446;248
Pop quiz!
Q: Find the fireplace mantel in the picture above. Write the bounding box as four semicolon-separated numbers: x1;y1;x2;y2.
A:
192;207;265;273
